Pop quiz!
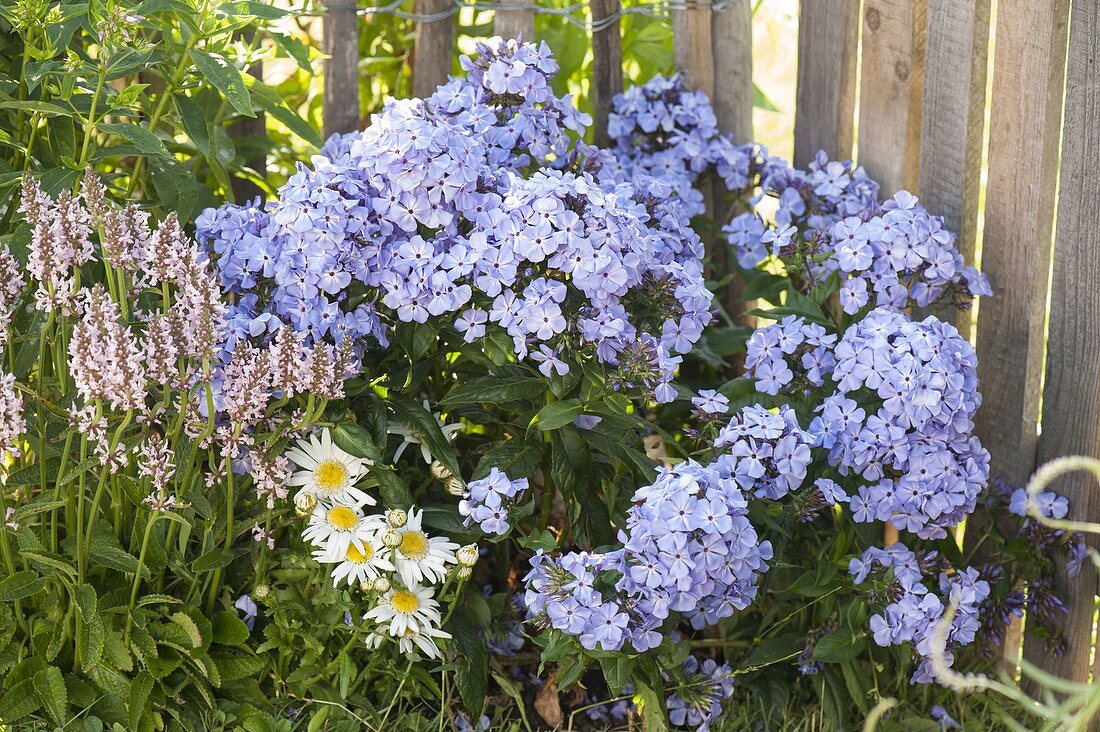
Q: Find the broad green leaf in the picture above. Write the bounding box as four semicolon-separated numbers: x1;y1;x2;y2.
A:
740;633;804;671
33;665;68;725
169;612;203;649
331;421;383;463
211;611;249;645
599;656;634;695
387;395;462;478
128;670;154;730
0;570;44;602
99;123;171;158
813;628;866;663
528;399;583;432
190;50;255;117
446;611;487;717
271;32;314;73
441;374;545;404
472;439;543;481
210;650;264;681
634;681;668;732
0;100;72;117
0;675;42;721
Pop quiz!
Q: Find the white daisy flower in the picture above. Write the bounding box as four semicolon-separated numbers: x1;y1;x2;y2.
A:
286;429;375;507
313;533;394;587
390;507;459;586
302;503;386;560
364;583;446;640
364;622;452;659
388;400;463;464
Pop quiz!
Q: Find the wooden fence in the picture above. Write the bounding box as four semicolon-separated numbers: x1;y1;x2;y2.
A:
315;0;1100;686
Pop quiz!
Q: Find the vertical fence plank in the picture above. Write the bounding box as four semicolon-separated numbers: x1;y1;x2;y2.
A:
793;0;859;167
590;0;623;148
1026;0;1100;685
412;0;456;99
709;0;752;319
857;0;927;194
673;0;715;97
494;2;535;40
972;0;1068;490
916;0;990;337
322;0;361;137
710;0;753;145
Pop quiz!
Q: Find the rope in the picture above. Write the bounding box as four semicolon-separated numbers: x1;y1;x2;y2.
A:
320;0;732;32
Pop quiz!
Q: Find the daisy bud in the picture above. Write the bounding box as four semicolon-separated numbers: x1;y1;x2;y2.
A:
382;529;401;548
253;584;270;599
456;566;473;581
429;460;452;480
294;491;316;517
457;544;479;567
386;509;408;528
445;476;466;496
372;576;391;593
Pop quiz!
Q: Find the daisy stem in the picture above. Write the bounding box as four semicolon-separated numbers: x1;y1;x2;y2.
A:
378;659;414;728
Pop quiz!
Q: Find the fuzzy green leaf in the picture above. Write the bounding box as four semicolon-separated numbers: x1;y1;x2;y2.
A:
0;570;44;602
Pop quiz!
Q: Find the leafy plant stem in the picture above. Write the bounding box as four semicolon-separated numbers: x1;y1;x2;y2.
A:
125;511;158;646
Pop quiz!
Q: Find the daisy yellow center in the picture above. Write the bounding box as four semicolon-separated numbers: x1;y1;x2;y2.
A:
391;590;420;614
399;530;429;559
327;506;358;530
346;543;373;563
315;460;349;491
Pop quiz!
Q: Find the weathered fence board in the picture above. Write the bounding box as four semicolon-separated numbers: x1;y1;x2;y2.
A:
322;0;361;137
916;0;989;337
857;0;926;194
793;0;859;167
1027;0;1100;685
673;0;715;98
710;0;753;147
590;0;623;148
494;2;535;40
412;0;456;98
972;0;1069;490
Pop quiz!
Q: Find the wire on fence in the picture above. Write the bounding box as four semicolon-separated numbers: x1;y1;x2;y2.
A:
321;0;732;32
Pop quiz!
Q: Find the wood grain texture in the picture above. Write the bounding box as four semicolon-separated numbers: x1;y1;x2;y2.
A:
494;2;535;41
1025;0;1100;685
590;0;623;149
322;0;361;137
793;0;859;167
412;0;456;99
857;0;927;194
972;0;1068;490
710;0;753;145
917;0;990;338
673;0;715;98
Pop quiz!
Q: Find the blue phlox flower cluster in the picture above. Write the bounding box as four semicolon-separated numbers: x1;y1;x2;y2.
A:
524;405;812;652
442;37;592;170
849;543;989;684
712;404;814;500
665;655;734;731
810;309;989;539
523;549;637;652
608;74;754;217
744;314;837;396
724;152;878;269
615;458;774;638
459;467;529;536
197;40;711;401
724;151;991;313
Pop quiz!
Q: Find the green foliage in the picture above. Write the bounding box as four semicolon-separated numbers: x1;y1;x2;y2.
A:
0;0;318;235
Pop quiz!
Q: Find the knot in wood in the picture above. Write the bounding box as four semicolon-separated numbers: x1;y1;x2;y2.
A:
894;60;910;81
866;7;881;31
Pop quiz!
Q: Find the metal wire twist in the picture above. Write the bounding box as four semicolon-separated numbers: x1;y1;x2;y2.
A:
321;0;732;32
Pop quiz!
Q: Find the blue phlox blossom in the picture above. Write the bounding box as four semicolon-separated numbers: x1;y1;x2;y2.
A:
665;655;734;731
459;467;529;536
849;543;989;684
